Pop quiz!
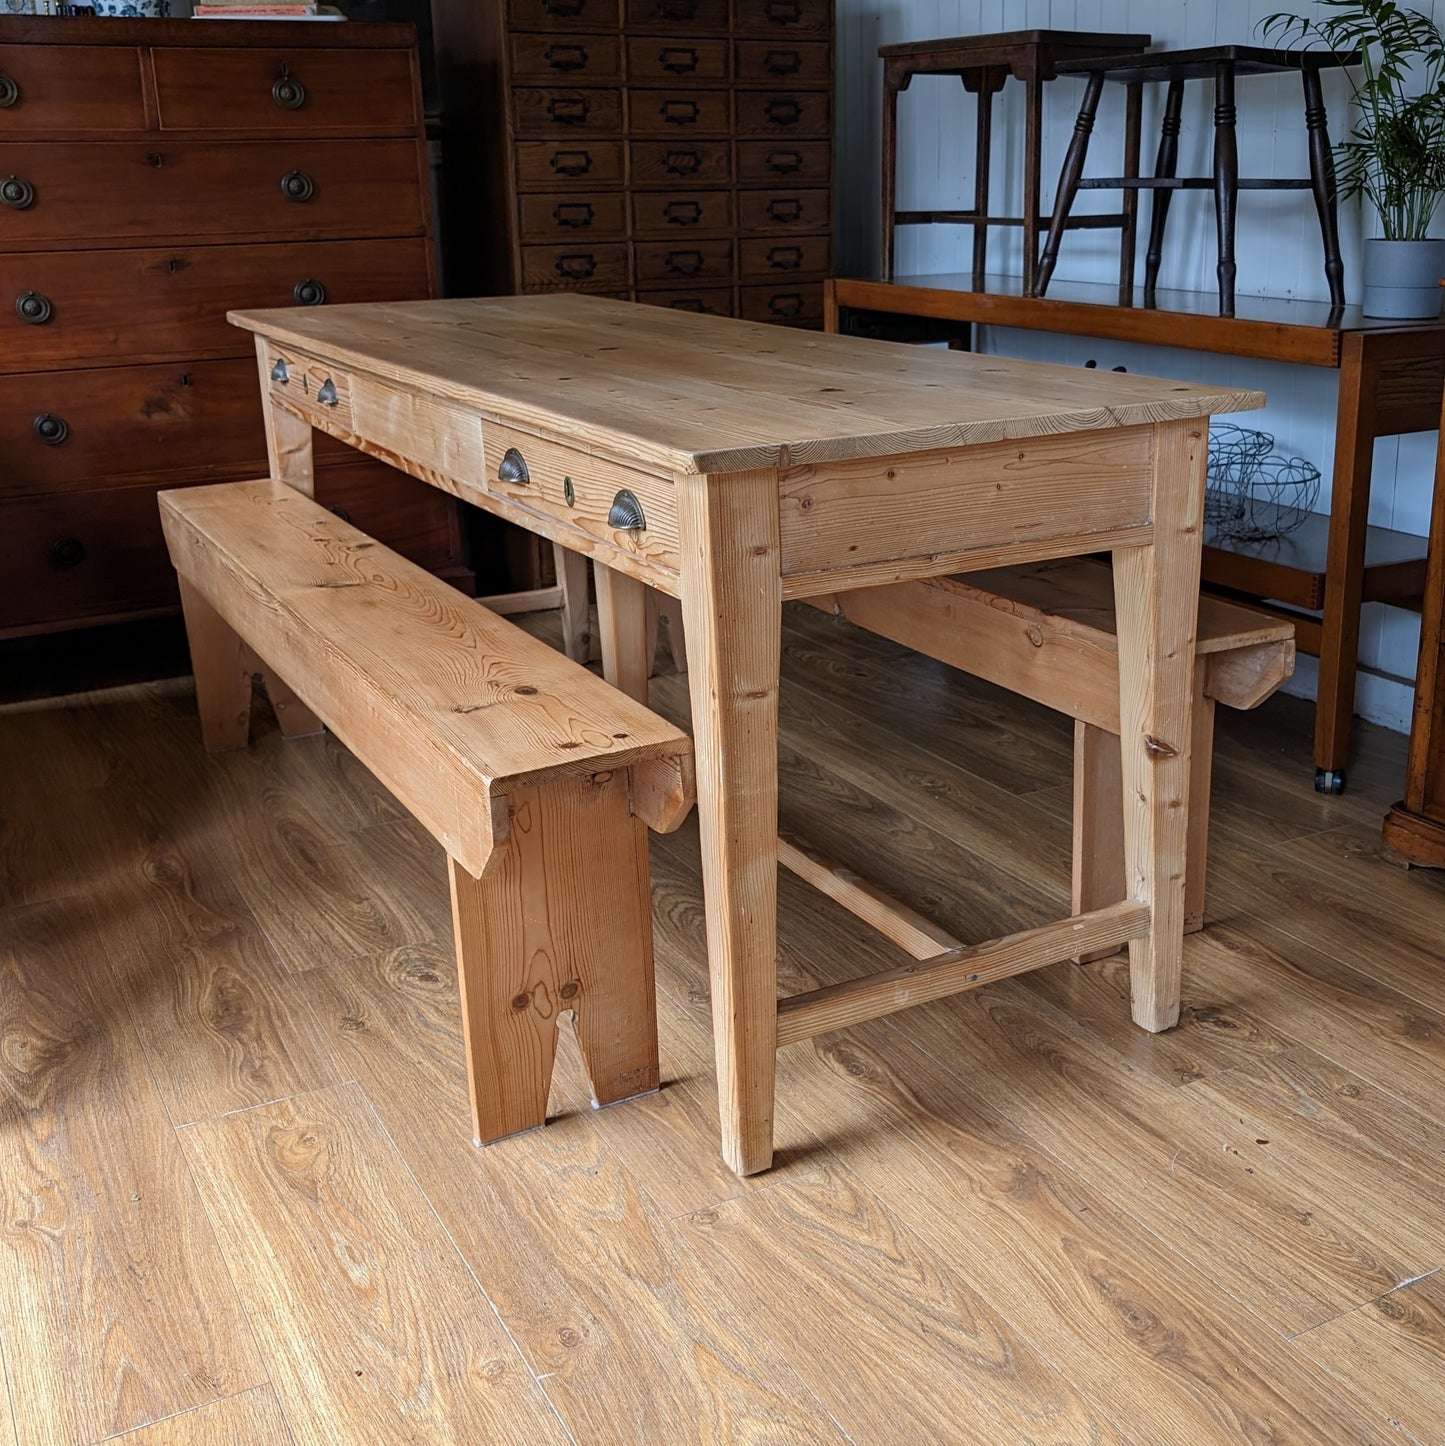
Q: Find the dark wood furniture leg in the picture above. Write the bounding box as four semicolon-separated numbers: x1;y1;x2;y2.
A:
881;71;905;280
1037;69;1105;295
1144;78;1185;304
1023;68;1045;294
962;68;1007;283
1302;65;1347;311
1212;60;1239;318
1119;80;1143;295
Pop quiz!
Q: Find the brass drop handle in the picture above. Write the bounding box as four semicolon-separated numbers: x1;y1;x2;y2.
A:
554;202;595;229
551;149;593;178
665;249;703;276
548;96;590;126
766;149;803;174
16;291;52;325
545;43;589;73
665;200;703;226
607;489;646;531
293;278;326;306
270;357;290;383
555;252;598;279
1;175;35;211
281;170;315;203
767;197;804;223
767;245;803;270
0;73;18;109
51;536;86;569
764;49;802;75
765;98;802;126
660;47;699;74
664;149;701;176
498;447;530;485
33;413;69;445
272;75;306;109
316;377;338;407
661;99;700;126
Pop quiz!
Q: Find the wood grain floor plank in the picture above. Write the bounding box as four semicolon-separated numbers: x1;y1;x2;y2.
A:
0;901;264;1445
1294;1272;1445;1446
178;1083;564;1446
103;1385;292;1445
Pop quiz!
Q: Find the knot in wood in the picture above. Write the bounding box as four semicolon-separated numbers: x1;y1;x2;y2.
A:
1143;734;1179;760
511;992;532;1012
559;980;580;1001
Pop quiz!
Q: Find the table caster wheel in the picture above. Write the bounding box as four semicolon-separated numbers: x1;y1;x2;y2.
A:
1315;768;1346;795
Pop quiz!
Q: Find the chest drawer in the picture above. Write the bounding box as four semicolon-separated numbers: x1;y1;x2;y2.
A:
514;139;624;189
0;45;145;135
508;0;620;31
518;191;627;243
0;140;425;249
635;238;733;283
735;90;830;137
625;38;728;84
737;139;830;186
627;89;730;137
738;187;831;233
630;140;729;189
735;41;831;86
509;34;622;84
739;234;830;280
741;280;823;326
632;189;733;238
0;358;272;499
1;238;431;374
734;0;831;37
512;88;623;138
520;242;630;291
152;48;416;133
625;0;729;33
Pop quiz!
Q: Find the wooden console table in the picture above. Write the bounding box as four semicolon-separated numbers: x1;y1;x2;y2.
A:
828;272;1445;792
229;294;1258;1175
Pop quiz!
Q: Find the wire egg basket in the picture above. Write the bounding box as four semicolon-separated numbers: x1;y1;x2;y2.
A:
1205;423;1321;543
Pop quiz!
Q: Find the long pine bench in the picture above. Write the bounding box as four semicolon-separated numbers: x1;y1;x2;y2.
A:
159;478;694;1146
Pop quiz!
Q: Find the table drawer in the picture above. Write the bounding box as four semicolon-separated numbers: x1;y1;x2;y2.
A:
734;0;831;37
740;281;823;326
737;139;830;185
509;34;622;84
635;238;733;283
627;89;730;137
519;191;628;243
0;358;270;499
735;41;830;85
625;0;729;34
152;48;415;133
0;45;145;135
508;0;619;31
0;140;425;248
632;189;733;238
739;234;830;280
0;484;178;632
520;242;630;291
0;237;432;374
484;423;680;571
637;285;734;317
738;187;831;234
514;139;624;189
625;38;728;84
735;90;830;137
629;139;730;188
511;87;623;139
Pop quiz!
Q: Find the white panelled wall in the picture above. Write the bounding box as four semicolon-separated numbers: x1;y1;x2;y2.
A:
835;0;1445;730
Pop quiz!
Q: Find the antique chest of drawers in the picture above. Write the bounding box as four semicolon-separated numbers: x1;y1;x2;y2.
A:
0;16;465;639
474;0;833;327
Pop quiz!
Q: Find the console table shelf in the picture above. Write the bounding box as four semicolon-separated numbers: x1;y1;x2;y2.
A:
828;273;1445;791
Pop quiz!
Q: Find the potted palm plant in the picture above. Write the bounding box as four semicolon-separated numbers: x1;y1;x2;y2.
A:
1265;0;1445;317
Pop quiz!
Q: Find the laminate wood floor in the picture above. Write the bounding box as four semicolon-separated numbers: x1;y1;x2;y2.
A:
3;603;1445;1444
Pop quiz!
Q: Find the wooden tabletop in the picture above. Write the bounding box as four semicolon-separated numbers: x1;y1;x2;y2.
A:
230;294;1263;477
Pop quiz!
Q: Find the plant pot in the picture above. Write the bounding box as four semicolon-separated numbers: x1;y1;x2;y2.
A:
1362;237;1445;319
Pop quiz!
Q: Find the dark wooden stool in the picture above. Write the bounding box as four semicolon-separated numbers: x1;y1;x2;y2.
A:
879;29;1150;292
1037;45;1357;316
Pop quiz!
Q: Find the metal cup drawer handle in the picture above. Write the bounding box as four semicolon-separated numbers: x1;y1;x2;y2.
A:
764;49;802;74
767;197;804;223
554;202;596;229
767;245;803;270
607;489;646;531
16;291;52;325
549;97;590;126
660;47;699;74
766;0;802;22
764;98;802;126
1;175;35;211
665;200;703;226
0;73;18;109
551;149;593;177
766;149;803;174
281;170;315;203
317;377;339;407
664;149;701;176
272;75;306;109
51;536;86;569
293;278;326;306
545;44;589;73
770;292;804;318
665;249;704;276
270;357;290;383
498;448;530;485
33;413;69;445
556;253;598;279
662;99;700;126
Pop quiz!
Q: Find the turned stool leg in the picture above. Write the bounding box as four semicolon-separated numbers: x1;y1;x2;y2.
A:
1023;68;1045;294
178;575;254;752
1037;69;1105;295
1144;78;1185;304
1212;60;1239;317
1302;65;1347;309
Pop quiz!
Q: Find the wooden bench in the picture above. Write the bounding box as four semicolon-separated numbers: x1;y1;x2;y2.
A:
159;478;694;1146
816;559;1295;954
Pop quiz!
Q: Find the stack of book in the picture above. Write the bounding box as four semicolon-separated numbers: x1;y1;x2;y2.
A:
193;0;345;18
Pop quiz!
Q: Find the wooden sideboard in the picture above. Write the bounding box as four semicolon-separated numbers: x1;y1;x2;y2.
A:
0;16;467;640
455;0;832;328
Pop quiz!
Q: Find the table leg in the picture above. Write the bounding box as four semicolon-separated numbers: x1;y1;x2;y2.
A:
1303;65;1347;310
1145;79;1185;304
1212;62;1239;318
677;469;783;1177
595;563;651;705
255;336;314;496
1037;69;1104;296
968;73;997;284
880;72;903;281
1112;419;1207;1032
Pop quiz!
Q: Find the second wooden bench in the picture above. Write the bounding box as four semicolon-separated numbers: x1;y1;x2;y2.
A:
159;477;694;1147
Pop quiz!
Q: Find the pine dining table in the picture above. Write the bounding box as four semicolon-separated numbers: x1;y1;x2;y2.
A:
228;294;1262;1176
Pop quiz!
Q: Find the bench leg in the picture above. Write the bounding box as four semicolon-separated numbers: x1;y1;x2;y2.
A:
448;776;660;1146
262;673;326;739
646;588;688;676
178;576;254;753
596;563;651;704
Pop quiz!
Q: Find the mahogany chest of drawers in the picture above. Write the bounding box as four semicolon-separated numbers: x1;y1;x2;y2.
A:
473;0;833;327
0;16;465;639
